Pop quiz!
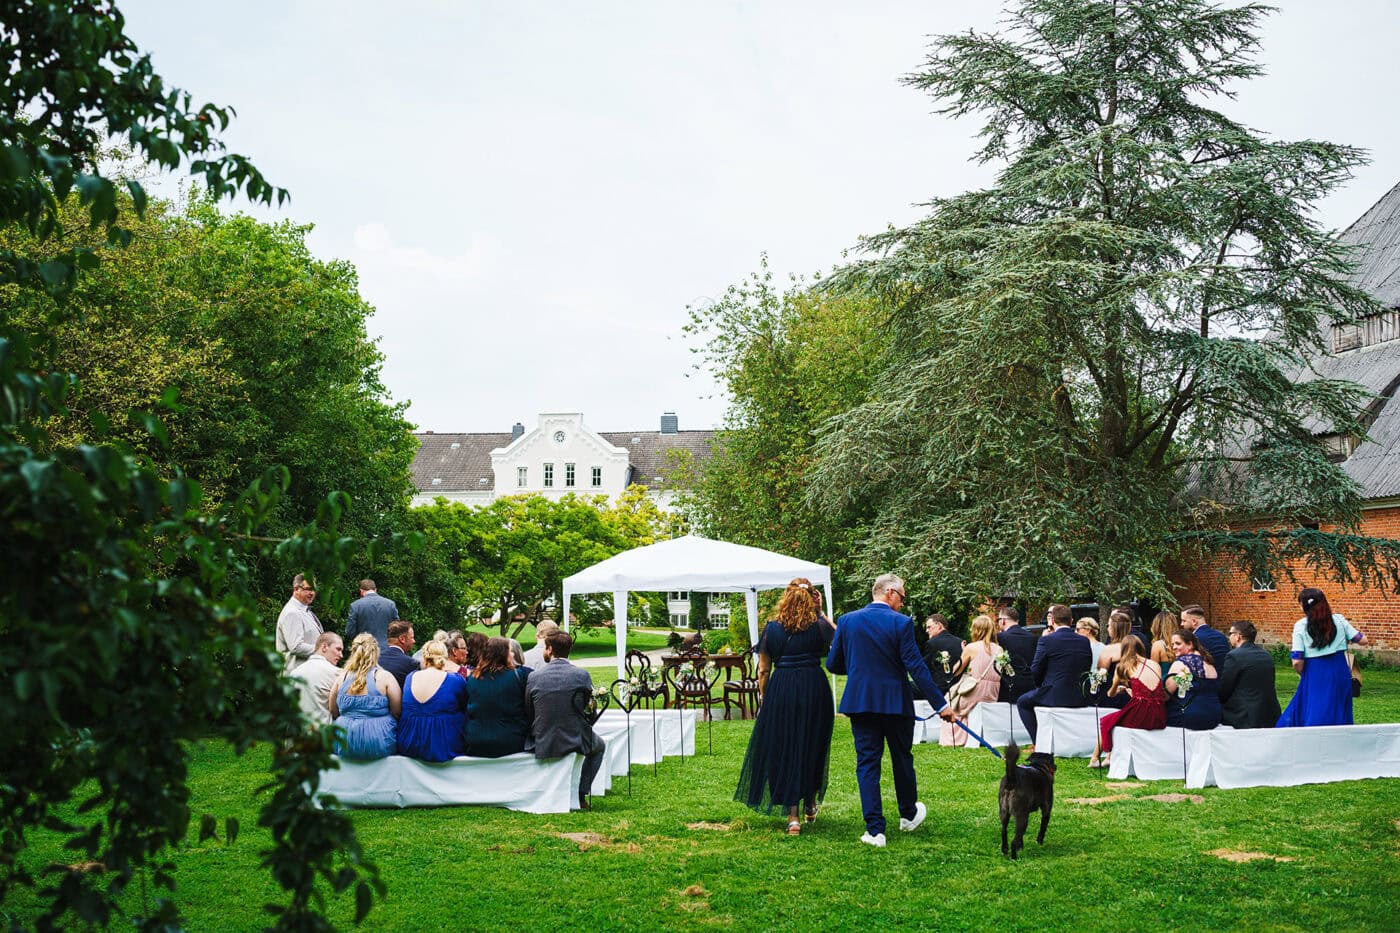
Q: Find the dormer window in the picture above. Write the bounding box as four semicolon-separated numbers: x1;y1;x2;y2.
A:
1319;433;1359;462
1333;309;1400;352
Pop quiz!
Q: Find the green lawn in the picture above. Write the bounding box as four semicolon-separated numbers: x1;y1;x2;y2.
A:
9;666;1399;931
461;623;674;660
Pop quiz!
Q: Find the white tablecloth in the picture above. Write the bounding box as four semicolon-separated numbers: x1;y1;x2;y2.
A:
593;719;633;795
965;702;1032;747
596;709;696;764
1037;707;1108;758
1107;727;1220;784
1200;723;1400;789
913;701;937;744
319;753;582;813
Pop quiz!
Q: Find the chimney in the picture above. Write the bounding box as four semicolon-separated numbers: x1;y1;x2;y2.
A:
660;411;679;434
511;422;525;440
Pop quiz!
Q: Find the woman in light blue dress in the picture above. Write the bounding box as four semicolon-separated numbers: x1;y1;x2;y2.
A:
1277;588;1368;728
330;634;402;759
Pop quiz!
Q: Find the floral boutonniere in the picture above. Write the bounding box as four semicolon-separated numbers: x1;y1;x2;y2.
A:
938;650;951;673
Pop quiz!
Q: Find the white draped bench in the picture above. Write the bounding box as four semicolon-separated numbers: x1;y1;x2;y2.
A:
319;752;583;813
913;701;1033;746
1107;726;1222;783
1036;706;1109;758
595;709;696;765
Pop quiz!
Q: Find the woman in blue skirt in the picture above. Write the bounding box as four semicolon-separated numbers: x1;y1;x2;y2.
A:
1277;588;1368;728
734;578;834;836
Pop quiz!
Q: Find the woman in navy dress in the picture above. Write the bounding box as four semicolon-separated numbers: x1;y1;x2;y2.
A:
463;637;532;757
1278;588;1368;727
734;578;835;836
1164;628;1222;731
397;640;469;761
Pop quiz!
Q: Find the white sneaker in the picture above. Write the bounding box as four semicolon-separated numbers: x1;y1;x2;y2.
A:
859;831;887;848
899;801;927;832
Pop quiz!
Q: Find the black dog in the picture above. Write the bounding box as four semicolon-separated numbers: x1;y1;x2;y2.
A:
999;742;1056;859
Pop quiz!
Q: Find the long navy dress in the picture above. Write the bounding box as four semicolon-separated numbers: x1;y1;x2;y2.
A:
734;619;835;814
1165;653;1222;730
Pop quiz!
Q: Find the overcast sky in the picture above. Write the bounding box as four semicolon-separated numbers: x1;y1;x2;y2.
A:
120;1;1400;433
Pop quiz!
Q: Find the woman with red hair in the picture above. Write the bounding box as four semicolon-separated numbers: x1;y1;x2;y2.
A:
1277;588;1368;727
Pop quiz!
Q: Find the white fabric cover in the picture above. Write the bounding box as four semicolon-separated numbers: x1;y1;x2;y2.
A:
1107;727;1219;784
965;702;1032;747
1036;707;1110;758
596;709;695;764
319;753;582;814
593;718;633;795
1199;723;1400;789
560;535;834;674
913;700;936;744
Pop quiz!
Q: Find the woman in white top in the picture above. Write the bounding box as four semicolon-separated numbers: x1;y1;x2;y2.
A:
1277;588;1367;728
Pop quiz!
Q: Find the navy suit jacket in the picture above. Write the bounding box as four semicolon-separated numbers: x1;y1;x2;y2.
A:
379;644;418;687
1218;643;1282;729
1194;624;1231;667
996;625;1038;702
1029;627;1092;707
346;591;399;648
827;602;948;716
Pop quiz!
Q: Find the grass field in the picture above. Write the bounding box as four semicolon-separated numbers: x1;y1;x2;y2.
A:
8;665;1399;931
461;623;674;661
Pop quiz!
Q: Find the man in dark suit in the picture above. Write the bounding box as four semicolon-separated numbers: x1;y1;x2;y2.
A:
1218;621;1282;728
827;573;954;848
1016;604;1093;744
345;578;399;649
1181;605;1231;667
921;614;966;699
525;631;606;810
378;620;418;688
996;607;1037;703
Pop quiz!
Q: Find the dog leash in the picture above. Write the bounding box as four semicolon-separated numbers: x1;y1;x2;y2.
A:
913;712;1004;758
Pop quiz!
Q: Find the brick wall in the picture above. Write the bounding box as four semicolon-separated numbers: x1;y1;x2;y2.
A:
1168;505;1400;649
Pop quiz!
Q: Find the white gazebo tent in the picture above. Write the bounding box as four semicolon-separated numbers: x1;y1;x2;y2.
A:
560;535;834;677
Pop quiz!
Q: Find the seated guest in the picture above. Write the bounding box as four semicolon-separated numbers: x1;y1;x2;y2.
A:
1218;621;1282;729
461;631;489;676
1181;605;1231;672
508;638;526;669
447;631;470;677
1092;629;1165;768
1149;610;1179;677
397;640;469;761
921;613;966;700
329;634;401;759
1016;604;1092;744
1091;613;1135;709
414;628;450;662
525;631;607;810
995;606;1037;703
1165;628;1222;731
523;621;560;669
290;632;344;725
379;620;419;688
939;615;1005;747
463;637;532;757
1075;617;1104;669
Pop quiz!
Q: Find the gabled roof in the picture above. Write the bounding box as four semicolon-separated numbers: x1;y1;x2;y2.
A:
1337;180;1400;309
598;430;715;488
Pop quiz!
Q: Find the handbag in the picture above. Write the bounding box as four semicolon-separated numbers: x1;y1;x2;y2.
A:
950;671;979;698
1345;651;1362;698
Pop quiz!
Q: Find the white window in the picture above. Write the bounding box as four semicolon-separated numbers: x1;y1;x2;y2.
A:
1251;571;1277;593
591;466;602;487
669;613;688;627
707;613;729;629
516;466;527;487
543;463;554;487
669;591;688;601
565;462;576;487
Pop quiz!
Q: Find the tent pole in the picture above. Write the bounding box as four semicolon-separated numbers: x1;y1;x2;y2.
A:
613;590;627;680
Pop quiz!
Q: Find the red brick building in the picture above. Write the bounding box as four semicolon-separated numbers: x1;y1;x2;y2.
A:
1172;183;1400;649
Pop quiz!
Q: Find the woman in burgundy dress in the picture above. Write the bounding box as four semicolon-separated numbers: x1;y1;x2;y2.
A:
1090;631;1165;768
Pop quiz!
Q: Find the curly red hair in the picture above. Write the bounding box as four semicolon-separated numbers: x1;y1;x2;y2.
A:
774;578;819;633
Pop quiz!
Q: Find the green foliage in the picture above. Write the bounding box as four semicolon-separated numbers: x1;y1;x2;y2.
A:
805;0;1395;604
0;2;393;927
702;629;731;654
726;595;752;651
688;590;709;630
683;258;897;611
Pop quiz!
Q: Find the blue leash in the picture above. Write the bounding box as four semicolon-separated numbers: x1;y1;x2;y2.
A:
914;712;1004;758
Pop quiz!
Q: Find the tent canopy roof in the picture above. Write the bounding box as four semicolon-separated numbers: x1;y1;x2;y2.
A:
562;535;830;594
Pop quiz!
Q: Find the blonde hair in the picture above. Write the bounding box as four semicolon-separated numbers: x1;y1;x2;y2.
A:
1076;616;1100;639
344;634;380;695
420;639;448;670
775;578;819;633
1151;611;1179;645
969;614;996;647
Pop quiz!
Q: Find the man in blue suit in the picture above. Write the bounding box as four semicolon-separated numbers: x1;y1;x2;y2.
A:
1016;604;1093;744
1181;605;1231;668
345;578;399;649
827;573;955;848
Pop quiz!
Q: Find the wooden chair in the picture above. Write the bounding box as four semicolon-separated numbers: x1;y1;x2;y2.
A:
722;647;761;720
665;650;722;721
622;648;668;710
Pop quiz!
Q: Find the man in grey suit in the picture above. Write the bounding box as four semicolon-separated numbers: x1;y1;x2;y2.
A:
345;578;399;649
525;631;606;810
1218;621;1282;728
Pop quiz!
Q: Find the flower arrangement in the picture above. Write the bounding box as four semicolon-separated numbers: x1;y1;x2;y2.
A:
1083;668;1108;692
993;652;1015;677
592;686;610;700
1173;669;1195;697
938;650;952;673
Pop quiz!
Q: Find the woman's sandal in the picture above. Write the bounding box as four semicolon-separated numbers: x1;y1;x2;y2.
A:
787;819;802;836
1088;757;1103;769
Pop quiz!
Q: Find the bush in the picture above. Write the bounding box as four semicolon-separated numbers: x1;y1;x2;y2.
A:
727;600;752;652
703;630;731;654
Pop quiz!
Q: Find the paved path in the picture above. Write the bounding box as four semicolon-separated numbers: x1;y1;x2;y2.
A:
574;648;665;669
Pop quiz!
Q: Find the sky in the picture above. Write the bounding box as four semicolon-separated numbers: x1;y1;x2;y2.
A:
119;1;1400;434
